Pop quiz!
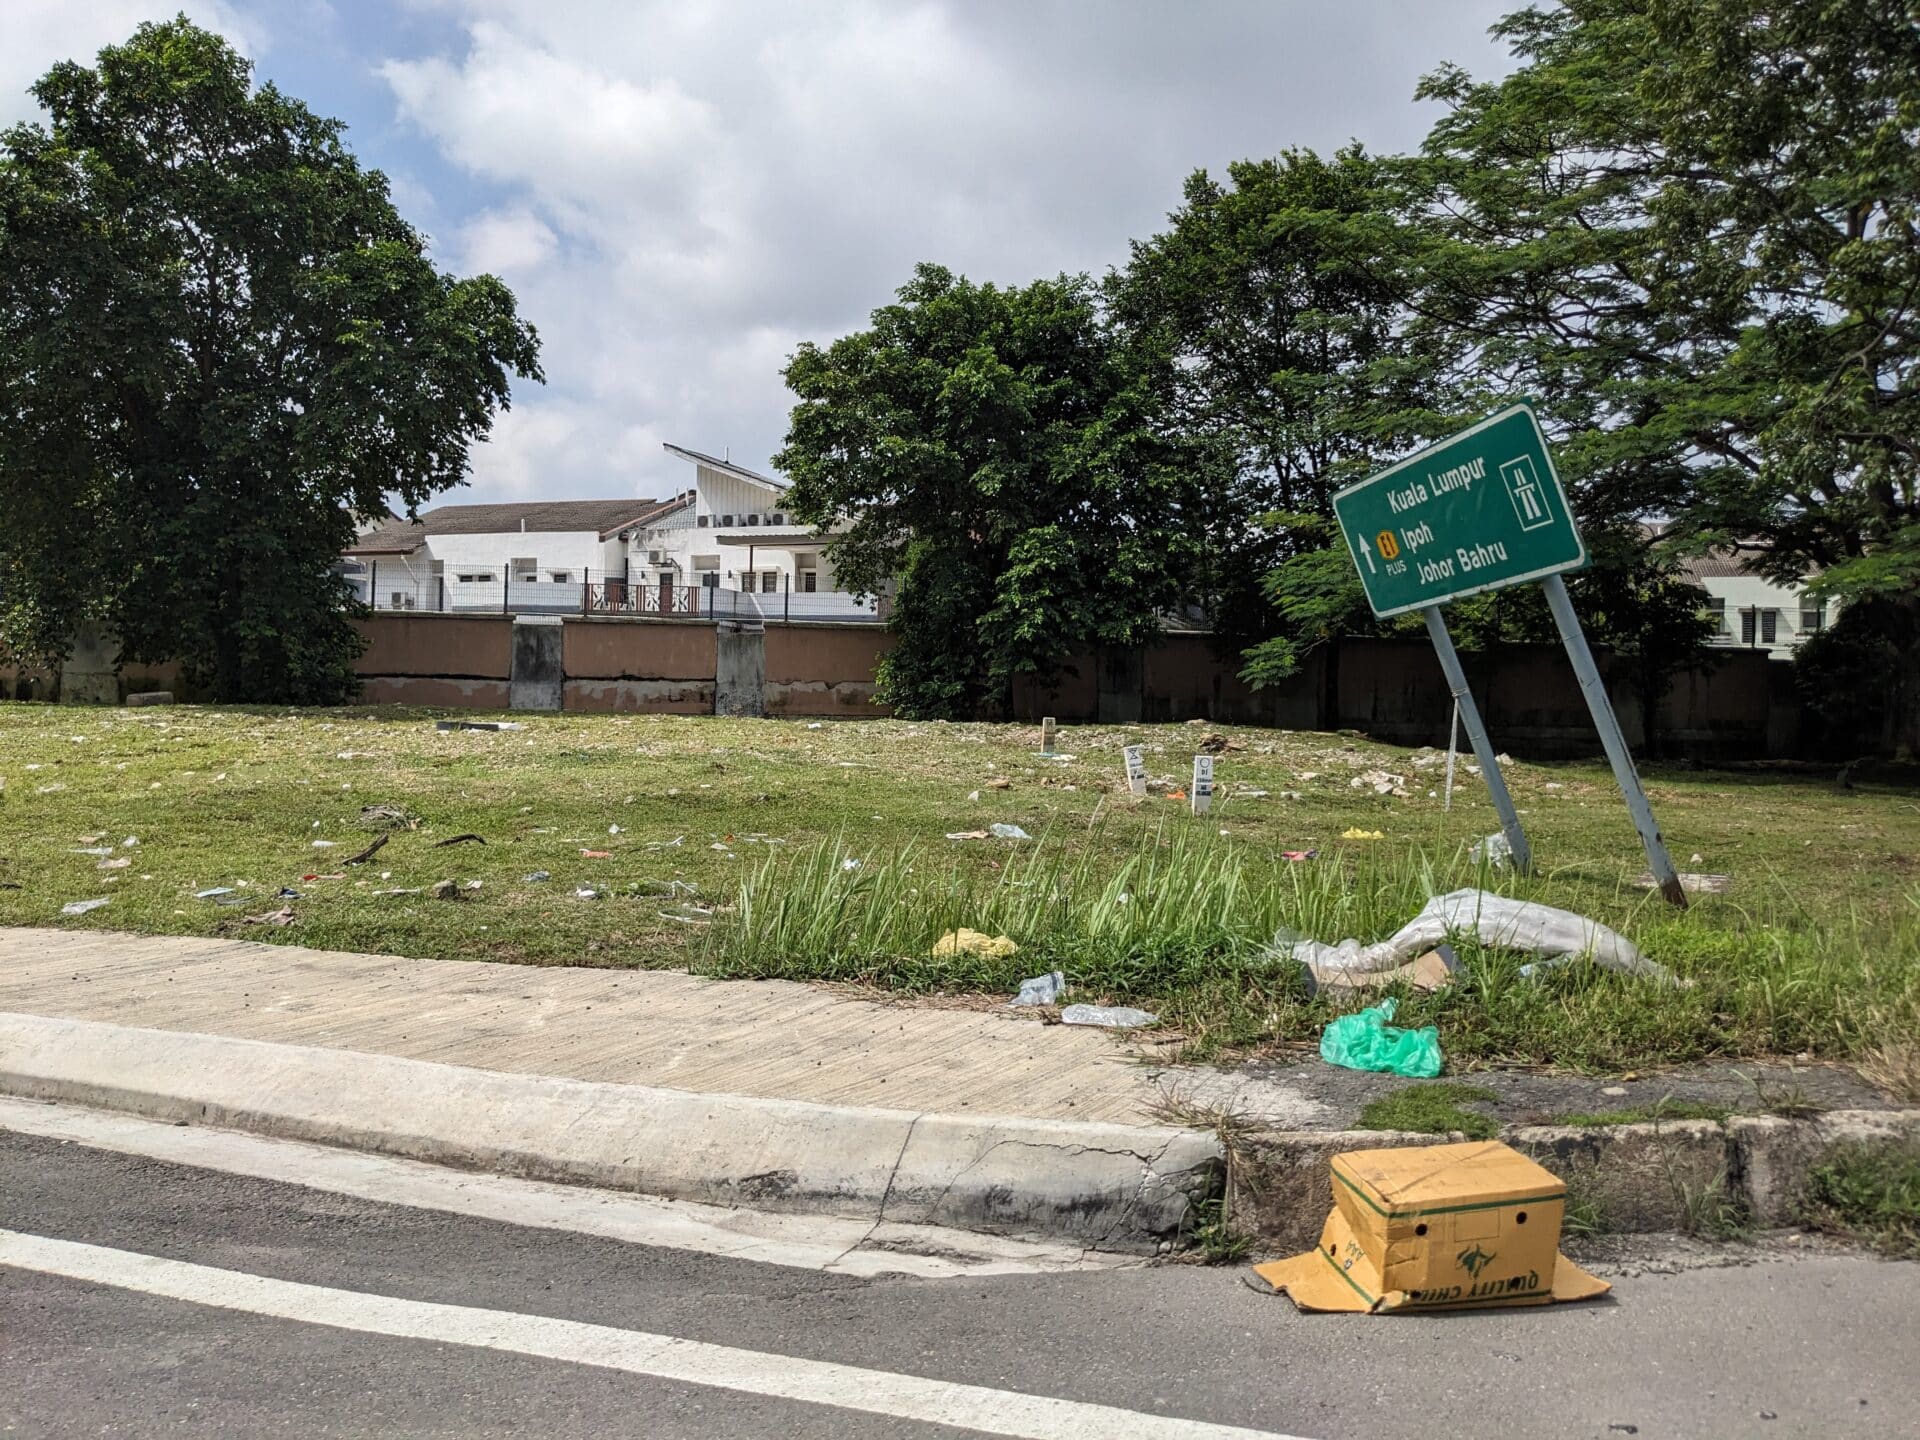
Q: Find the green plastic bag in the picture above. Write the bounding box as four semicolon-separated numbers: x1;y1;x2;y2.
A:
1319;997;1442;1078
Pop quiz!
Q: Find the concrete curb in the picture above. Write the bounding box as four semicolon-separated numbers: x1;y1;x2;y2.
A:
0;1013;1222;1253
1226;1109;1920;1252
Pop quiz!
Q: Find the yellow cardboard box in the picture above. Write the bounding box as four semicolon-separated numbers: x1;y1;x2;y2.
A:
1252;1139;1609;1313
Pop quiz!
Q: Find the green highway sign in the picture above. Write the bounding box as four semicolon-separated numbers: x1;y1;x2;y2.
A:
1333;403;1585;618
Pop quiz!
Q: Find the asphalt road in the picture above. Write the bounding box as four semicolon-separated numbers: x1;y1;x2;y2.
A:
3;1106;1915;1439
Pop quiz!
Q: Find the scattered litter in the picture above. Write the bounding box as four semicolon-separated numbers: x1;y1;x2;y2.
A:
1320;998;1442;1077
1273;888;1675;984
1303;945;1458;999
1341;828;1385;841
242;908;297;927
945;829;991;841
78;832;105;844
1349;769;1410;797
1279;850;1319;862
1061;1004;1158;1029
1688;852;1705;864
1012;970;1065;1006
359;804;418;830
988;823;1032;840
36;784;66;794
310;839;338;848
645;836;685;850
986;777;1013;791
60;898;110;916
70;847;114;857
840;857;862;870
1495;753;1514;766
277;887;302;899
434;720;523;732
341;833;389;866
523;871;551;883
1469;832;1513;868
1633;871;1731;895
97;857;131;870
335;750;375;761
121;836;138;848
967;790;982;802
1167;789;1186;801
712;842;734;852
194;887;236;899
1251;1140;1609;1313
1238;788;1270;799
806;722;824;729
932;929;1019;961
1278;790;1304;801
429;879;462;901
608;824;622;835
463;879;482;891
580;849;613;859
433;833;486;848
658;904;715;925
1544;782;1564;791
575;885;605;899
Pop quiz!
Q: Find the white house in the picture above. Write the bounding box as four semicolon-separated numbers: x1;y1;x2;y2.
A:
343;497;688;613
618;444;877;621
1679;544;1833;658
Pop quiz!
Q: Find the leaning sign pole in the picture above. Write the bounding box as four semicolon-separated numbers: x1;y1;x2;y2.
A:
1333;402;1687;907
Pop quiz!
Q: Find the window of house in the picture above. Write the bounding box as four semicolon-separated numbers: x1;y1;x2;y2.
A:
457;573;494;584
761;571;779;593
549;571;571;584
1760;609;1778;644
1704;596;1726;633
1740;610;1757;645
800;570;818;593
1800;598;1825;633
700;571;719;589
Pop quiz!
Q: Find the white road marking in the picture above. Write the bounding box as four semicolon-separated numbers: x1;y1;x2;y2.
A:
0;1229;1304;1440
0;1098;1118;1279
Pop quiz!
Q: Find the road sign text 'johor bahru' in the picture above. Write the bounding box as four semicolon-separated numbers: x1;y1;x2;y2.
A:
1333;403;1585;618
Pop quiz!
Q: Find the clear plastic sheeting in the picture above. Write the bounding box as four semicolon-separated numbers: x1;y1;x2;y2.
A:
1275;887;1676;984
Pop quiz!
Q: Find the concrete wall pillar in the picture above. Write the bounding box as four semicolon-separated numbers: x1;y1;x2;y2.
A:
715;624;766;717
509;616;564;711
60;622;120;705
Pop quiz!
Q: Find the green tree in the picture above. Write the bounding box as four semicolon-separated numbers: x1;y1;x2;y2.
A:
0;18;541;703
778;264;1200;718
1413;0;1920;752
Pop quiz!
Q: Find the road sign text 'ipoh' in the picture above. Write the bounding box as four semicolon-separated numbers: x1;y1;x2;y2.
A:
1333;404;1585;618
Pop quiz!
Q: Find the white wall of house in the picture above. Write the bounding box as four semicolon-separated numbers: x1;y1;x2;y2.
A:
425;531;626;611
1698;574;1831;658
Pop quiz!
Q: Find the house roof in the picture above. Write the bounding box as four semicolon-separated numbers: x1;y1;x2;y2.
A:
663;442;791;492
344;496;688;555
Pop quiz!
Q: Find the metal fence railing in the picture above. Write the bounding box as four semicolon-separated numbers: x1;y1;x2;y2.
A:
338;565;883;625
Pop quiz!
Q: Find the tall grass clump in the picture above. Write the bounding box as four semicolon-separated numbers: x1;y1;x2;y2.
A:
700;831;1920;1066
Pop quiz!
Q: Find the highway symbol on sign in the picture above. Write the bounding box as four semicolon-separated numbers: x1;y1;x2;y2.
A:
1333;403;1585;618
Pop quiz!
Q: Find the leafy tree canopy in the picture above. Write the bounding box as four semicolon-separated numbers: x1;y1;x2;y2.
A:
778;264;1202;718
0;17;541;702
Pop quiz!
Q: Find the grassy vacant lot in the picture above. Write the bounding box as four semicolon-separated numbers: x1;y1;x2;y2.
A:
2;702;1915;1076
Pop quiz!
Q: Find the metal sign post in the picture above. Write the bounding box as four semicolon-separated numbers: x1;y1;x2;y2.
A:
1542;574;1686;907
1334;402;1686;906
1424;607;1531;873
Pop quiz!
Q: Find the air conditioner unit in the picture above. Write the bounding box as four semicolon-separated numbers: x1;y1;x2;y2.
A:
770;513;786;526
721;514;736;527
648;550;665;565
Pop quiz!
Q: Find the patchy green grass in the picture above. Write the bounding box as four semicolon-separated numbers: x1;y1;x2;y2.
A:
1356;1083;1501;1138
1802;1144;1920;1258
1554;1098;1733;1127
2;702;1917;1072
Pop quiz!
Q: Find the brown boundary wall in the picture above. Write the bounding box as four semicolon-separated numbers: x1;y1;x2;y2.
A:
765;624;895;716
15;612;1802;763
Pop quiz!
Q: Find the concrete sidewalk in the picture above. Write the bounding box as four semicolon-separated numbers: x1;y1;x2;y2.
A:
0;927;1161;1123
0;927;1223;1251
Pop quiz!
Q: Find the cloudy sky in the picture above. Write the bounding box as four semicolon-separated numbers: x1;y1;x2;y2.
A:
7;1;1517;506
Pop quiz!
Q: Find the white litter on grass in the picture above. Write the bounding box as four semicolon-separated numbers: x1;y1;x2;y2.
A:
989;823;1032;841
60;898;110;915
121;837;138;848
311;840;337;848
1274;888;1676;985
608;825;622;835
967;790;981;802
70;847;113;857
840;858;863;871
194;887;235;899
1060;1004;1157;1029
